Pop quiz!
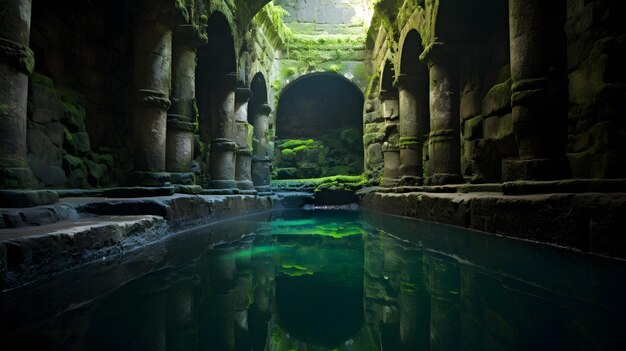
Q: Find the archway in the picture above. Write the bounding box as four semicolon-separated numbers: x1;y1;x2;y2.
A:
274;72;364;179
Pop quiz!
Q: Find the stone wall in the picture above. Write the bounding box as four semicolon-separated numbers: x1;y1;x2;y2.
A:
26;0;133;188
565;0;626;178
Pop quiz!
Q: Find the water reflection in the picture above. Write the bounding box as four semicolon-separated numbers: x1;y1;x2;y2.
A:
1;209;626;350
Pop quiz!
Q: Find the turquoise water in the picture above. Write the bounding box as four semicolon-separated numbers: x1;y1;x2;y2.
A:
1;209;626;350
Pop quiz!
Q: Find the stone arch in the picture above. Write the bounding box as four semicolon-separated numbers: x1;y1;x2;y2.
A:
379;58;397;96
274;72;365;178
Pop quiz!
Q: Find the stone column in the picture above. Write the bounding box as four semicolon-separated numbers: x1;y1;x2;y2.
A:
504;0;569;180
379;90;400;188
234;87;256;194
0;0;35;188
251;104;273;195
396;74;427;186
131;0;173;186
165;26;204;185
427;46;463;185
206;72;238;194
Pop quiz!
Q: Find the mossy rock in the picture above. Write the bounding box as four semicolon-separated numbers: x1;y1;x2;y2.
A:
276;167;301;179
67;132;91;155
340;128;361;145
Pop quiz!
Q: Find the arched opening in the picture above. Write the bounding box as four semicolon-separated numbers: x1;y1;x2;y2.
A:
274;72;364;179
249;73;269;123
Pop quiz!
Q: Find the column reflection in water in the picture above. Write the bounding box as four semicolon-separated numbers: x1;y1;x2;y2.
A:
249;222;275;351
4;210;626;350
165;265;200;351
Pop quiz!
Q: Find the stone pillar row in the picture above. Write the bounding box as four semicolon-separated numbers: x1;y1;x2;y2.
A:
378;0;569;188
0;0;277;193
0;0;35;189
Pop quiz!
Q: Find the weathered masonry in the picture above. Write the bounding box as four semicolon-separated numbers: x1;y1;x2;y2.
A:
0;0;625;274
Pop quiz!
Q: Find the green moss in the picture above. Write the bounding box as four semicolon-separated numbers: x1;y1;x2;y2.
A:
30;72;55;89
252;1;292;49
281;149;294;157
0;103;11;115
279;139;316;149
272;175;367;192
399;136;424;147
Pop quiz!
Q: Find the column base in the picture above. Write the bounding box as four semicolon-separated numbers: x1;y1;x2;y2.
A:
205;180;237;195
431;173;464;185
236;180;257;194
0;167;34;189
502;158;570;181
254;185;273;196
128;171;172;187
400;176;424;187
381;177;400;188
170;172;196;185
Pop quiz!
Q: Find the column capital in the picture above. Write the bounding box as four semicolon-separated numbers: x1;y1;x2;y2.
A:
378;89;398;102
236;86;251;103
257;104;272;116
394;73;424;90
420;42;459;64
174;24;208;48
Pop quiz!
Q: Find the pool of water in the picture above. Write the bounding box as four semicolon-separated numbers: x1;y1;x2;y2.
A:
1;209;626;350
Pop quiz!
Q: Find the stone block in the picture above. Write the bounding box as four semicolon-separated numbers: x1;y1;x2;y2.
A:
483;114;513;141
482;80;511;117
27;129;62;166
102;187;176;198
68;132;91;155
47;122;66;147
463;115;484;141
461;90;482;120
0;190;59;208
38;166;67;187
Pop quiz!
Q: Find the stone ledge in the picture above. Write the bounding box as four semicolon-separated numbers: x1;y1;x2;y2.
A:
361;191;626;259
0;194;272;290
0;215;167;290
